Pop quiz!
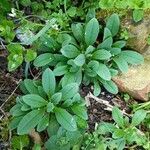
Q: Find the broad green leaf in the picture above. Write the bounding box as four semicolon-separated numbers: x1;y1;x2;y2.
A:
109;68;118;77
103;27;112;40
10;104;25;117
21;104;31;111
106;14;120;36
113;41;126;48
61;83;79;100
98;122;116;134
47;102;54;112
24;79;39;94
51;92;62;105
112;107;124;128
96;63;111;81
109;47;121;55
23;94;47;108
9;116;23;130
120;51;144;65
25;50;37;62
40;34;57;49
71;104;88;120
113;57;128;73
53;66;68;76
38;86;47;99
67;7;76;17
133;9;144;22
33;53;54;67
71;23;84;42
11;135;29;150
103;80;118;94
42;68;56;96
86;8;96;22
112;129;125;139
85;45;95;55
37;114;49;132
47;115;60;136
7;43;23;53
33;144;41;150
85;18;99;46
61;45;80;58
17;109;44;135
55;108;77;131
8;53;23;72
92;49;111;60
87;60;99;72
74;54;85;66
131;109;147;126
98;37;113;49
93;80;101;96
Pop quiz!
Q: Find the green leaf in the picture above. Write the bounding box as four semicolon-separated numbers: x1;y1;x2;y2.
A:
10;104;25;117
85;45;95;55
106;14;120;37
53;66;68;76
37;114;49;132
33;144;41;150
11;135;29;150
74;54;85;66
120;50;144;65
47;102;55;112
47;115;60;136
61;45;80;58
98;122;116;134
103;80;118;94
86;8;96;22
93;80;101;96
113;41;126;48
67;7;76;17
71;104;88;120
23;94;47;108
8;53;23;71
25;50;37;62
61;83;79;100
103;27;112;40
33;53;54;67
131;109;147;126
112;129;125;139
92;49;111;60
17;109;44;135
98;37;113;49
24;79;39;94
113;57;128;73
38;86;47;99
55;108;77;131
85;18;99;46
109;47;121;55
42;68;56;96
133;9;144;22
7;43;23;53
9;116;23;130
96;63;111;81
51;92;62;105
27;18;56;44
71;23;84;42
112;107;124;128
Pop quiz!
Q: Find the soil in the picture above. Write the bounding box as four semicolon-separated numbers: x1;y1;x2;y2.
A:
0;55;23;150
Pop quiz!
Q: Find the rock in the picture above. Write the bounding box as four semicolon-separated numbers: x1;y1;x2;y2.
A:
121;14;150;55
113;57;150;101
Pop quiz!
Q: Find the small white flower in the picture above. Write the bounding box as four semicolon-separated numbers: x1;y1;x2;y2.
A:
8;8;16;17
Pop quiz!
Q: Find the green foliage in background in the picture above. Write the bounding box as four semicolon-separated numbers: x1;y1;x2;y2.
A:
33;14;143;96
